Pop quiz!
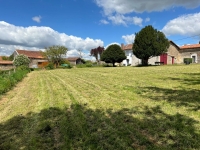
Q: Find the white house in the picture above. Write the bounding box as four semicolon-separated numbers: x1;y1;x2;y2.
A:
121;43;144;66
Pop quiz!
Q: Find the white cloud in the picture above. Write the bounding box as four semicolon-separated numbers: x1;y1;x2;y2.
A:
162;12;200;36
67;49;79;57
132;17;143;26
95;0;200;26
0;21;104;56
32;16;42;23
100;19;109;24
95;0;200;15
145;17;150;22
122;34;135;44
108;14;143;26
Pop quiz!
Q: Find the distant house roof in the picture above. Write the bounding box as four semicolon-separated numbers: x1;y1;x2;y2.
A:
121;44;133;50
121;41;180;51
16;50;44;59
0;61;13;65
66;57;81;61
180;44;200;49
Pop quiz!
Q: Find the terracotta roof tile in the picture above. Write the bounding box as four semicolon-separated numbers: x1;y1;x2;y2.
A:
66;57;80;61
0;61;13;65
180;44;200;49
16;50;44;59
122;44;133;50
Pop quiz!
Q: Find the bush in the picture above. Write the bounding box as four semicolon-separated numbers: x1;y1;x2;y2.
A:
183;58;192;64
59;64;72;69
0;69;29;95
86;63;92;67
13;54;30;67
16;65;30;71
45;63;54;70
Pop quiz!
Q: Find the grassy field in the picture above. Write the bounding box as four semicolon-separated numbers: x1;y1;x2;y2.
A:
0;64;200;150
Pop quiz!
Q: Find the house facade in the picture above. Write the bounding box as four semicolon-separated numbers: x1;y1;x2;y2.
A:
121;41;200;66
13;50;48;68
179;44;200;63
121;43;158;66
66;57;82;65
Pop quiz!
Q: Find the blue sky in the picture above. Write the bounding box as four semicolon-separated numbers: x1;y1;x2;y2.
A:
1;0;200;59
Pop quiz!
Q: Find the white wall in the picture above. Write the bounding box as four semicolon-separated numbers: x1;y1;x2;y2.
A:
122;50;160;66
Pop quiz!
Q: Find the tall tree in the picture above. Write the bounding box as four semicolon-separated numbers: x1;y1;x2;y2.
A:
90;46;104;64
101;44;126;67
133;25;169;66
43;45;67;68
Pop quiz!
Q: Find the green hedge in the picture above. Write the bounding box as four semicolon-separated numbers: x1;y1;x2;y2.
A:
0;69;29;95
183;58;192;64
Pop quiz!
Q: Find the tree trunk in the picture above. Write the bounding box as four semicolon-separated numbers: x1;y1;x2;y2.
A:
96;57;99;65
112;62;115;67
142;59;149;66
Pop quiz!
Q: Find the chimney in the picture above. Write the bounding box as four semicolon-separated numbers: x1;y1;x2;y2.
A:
121;43;124;49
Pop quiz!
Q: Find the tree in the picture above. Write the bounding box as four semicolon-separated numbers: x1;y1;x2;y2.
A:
1;54;14;61
101;44;126;67
9;53;14;61
43;45;67;68
2;56;9;60
90;46;104;64
13;54;30;67
132;25;169;66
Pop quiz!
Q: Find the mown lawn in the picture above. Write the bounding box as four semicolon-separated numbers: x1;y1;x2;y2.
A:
0;64;200;150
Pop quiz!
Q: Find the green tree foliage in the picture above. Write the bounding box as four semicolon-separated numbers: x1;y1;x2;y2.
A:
1;54;14;61
101;44;126;67
13;54;30;67
2;56;9;60
9;54;14;61
90;46;104;64
43;45;67;68
133;25;169;66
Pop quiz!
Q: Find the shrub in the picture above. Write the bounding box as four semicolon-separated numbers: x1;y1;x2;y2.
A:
183;58;192;64
13;54;30;67
0;69;29;95
59;64;72;69
86;63;92;67
45;63;54;70
16;65;30;71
